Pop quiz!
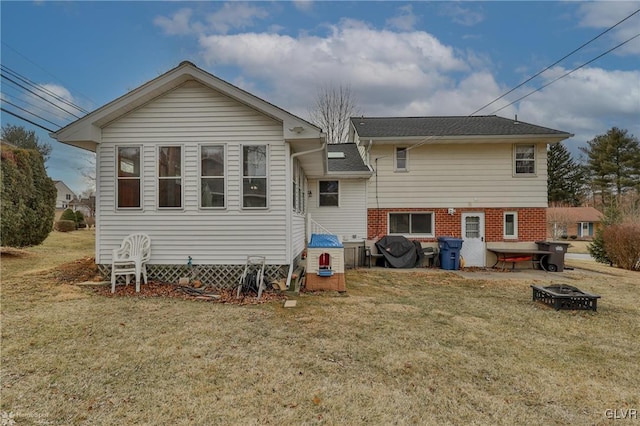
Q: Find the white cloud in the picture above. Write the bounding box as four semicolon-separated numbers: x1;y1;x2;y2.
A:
577;2;640;55
516;66;640;155
206;2;269;34
439;4;484;27
292;1;314;13
386;4;419;32
154;8;194;35
154;3;270;36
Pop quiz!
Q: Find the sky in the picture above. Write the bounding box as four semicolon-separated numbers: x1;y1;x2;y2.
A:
1;1;639;195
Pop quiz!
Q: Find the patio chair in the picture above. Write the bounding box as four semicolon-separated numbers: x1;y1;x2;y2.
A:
111;233;151;293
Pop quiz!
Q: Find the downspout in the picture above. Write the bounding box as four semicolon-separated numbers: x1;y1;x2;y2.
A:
286;140;327;290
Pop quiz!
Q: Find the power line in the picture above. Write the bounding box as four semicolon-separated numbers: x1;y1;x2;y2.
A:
1;65;90;114
488;32;640;115
1;99;62;128
1;41;97;106
1;107;56;133
1;73;82;119
1;89;73;123
470;8;640;116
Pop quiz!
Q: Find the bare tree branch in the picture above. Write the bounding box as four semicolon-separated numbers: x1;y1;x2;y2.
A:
309;83;360;144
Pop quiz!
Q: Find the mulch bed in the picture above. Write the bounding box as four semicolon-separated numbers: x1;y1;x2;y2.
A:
94;282;287;305
52;257;288;305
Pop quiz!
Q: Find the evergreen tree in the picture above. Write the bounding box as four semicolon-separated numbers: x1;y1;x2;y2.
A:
580;128;640;208
588;205;622;265
547;142;584;206
1;124;52;164
1;145;56;247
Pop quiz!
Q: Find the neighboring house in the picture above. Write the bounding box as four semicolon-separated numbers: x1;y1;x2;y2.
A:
547;206;603;240
349;116;573;267
51;61;348;284
54;180;77;210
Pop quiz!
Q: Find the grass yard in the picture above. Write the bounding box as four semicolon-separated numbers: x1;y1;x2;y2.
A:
1;230;639;425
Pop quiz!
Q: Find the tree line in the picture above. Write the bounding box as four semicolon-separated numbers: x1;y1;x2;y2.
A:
548;127;640;210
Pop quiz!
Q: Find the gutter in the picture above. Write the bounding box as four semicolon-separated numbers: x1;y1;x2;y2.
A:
287;140;327;290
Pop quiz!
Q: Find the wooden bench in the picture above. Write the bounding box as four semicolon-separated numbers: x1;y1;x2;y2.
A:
488;248;553;271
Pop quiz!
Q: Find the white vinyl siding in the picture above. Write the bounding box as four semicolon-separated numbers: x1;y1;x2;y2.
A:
367;143;549;208
308;178;368;241
97;81;288;265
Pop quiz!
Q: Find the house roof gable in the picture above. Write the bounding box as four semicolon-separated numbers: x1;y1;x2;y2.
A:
351;116;573;141
51;61;323;151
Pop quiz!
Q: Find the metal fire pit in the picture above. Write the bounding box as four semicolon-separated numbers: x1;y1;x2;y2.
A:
531;284;600;311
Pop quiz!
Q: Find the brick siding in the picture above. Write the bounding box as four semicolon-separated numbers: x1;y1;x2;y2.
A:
368;207;546;242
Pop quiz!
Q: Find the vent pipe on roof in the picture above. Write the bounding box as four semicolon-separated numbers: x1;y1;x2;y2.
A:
514;114;519;124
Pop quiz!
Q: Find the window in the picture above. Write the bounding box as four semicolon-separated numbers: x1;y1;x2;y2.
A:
504;212;518;239
514;144;535;175
65;194;72;200
158;146;182;208
117;146;141;208
200;145;225;208
395;147;408;171
389;212;433;235
319;180;339;207
242;145;267;208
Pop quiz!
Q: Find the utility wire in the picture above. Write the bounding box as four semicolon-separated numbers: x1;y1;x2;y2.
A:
488;32;640;115
1;65;90;114
1;41;97;106
0;99;62;128
0;107;56;133
1;73;82;119
469;8;640;116
1;89;74;123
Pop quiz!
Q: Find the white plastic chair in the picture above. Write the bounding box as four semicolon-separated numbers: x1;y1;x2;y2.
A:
111;233;151;293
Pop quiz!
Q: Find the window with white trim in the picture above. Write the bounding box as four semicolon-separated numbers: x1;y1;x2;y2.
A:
504;212;518;239
395;146;408;171
158;146;182;208
200;145;225;208
389;212;433;235
242;145;268;209
319;180;339;207
117;146;141;209
514;144;536;175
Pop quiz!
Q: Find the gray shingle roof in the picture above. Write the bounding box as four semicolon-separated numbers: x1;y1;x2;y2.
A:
350;115;572;138
327;143;370;173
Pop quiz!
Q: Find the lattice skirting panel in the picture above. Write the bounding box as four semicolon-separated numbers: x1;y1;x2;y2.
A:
97;264;290;289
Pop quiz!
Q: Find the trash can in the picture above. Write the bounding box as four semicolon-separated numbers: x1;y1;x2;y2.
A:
438;237;464;270
535;241;571;272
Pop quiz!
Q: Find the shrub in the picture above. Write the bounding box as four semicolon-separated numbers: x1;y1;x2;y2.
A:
1;145;56;247
55;220;76;232
603;223;640;271
61;208;77;223
560;235;568;240
569;235;578;240
75;210;86;228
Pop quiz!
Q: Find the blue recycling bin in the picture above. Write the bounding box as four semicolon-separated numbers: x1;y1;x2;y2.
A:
438;237;464;270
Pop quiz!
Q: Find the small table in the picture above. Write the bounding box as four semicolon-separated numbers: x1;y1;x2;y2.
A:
488;248;553;271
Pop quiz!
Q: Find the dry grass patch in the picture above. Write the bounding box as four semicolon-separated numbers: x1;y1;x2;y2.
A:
2;231;639;425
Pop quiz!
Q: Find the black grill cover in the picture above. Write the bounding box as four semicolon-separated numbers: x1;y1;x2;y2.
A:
375;235;424;268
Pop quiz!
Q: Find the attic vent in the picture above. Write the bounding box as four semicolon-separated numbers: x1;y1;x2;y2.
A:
328;152;345;159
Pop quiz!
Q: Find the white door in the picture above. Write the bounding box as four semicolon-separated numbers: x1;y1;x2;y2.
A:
461;212;485;267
